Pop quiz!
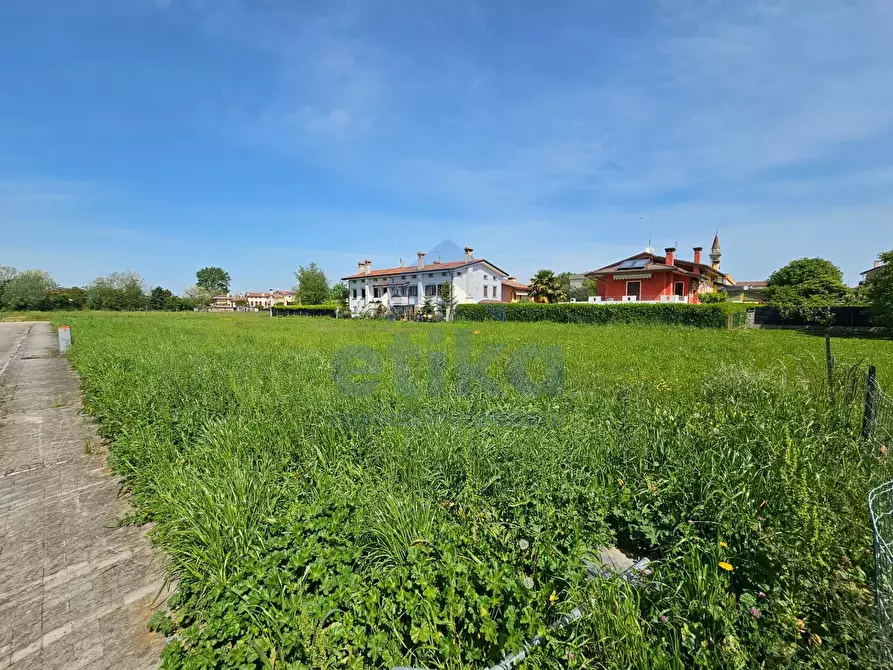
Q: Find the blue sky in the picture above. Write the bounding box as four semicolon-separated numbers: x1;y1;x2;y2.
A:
2;0;892;292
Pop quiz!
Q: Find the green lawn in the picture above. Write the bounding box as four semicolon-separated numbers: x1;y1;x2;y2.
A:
21;312;893;667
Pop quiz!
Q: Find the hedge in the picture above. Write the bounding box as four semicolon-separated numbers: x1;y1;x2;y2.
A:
454;302;751;328
271;304;340;317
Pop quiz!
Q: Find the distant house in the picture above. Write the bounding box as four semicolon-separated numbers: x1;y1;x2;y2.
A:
501;277;532;303
584;235;733;304
341;246;510;318
210;295;238;311
245;290;294;309
568;273;587;289
862;259;887;283
721;281;768;303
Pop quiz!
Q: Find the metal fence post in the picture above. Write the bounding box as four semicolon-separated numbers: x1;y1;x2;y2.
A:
864;365;878;440
826;334;834;400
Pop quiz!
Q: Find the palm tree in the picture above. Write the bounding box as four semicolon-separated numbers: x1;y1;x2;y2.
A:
529;269;565;303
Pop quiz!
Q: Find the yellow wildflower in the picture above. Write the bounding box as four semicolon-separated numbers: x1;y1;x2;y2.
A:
549;590;558;603
719;561;734;572
720;541;728;548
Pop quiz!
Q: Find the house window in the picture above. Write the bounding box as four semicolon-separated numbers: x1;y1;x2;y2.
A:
408;285;418;297
484;286;488;297
442;272;447;276
412;274;417;279
424;284;438;297
362;287;367;298
352;289;357;299
626;281;641;300
674;281;685;297
484;274;488;279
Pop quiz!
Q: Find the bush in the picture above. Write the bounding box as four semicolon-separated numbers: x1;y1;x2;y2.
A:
698;291;728;304
455;302;749;328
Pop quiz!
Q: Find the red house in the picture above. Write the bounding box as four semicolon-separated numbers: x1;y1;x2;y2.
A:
584;235;733;304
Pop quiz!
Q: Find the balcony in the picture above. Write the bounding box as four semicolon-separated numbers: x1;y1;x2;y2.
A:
388;295;418;307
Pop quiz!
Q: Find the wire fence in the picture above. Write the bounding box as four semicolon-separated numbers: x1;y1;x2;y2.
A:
867;374;893;451
866;372;893;660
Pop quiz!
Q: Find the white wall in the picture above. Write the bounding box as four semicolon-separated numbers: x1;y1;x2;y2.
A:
345;261;508;315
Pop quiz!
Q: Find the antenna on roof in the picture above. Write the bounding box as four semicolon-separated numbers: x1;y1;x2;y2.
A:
645;235;654;254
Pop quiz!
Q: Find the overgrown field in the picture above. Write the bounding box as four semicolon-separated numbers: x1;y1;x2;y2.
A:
51;313;893;668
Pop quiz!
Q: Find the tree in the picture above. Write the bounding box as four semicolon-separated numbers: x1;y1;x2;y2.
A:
331;281;349;310
558;272;573;296
420;295;436;318
46;287;88;310
0;265;18;307
865;250;893;327
183;285;214;307
149;286;174;311
0;270;56;310
438;281;456;319
196;267;231;294
294;263;330;305
87;271;148;311
765;258;850;306
529;269;566;303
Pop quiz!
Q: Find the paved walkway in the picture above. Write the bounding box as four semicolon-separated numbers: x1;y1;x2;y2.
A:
0;322;165;669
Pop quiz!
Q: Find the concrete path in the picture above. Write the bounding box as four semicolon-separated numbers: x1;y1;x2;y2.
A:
0;322;166;669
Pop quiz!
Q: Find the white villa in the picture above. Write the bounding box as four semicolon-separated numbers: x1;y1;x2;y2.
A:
342;247;510;318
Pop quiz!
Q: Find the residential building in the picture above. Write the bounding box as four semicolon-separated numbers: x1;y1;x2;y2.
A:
501;277;532;303
341;247;510;318
568;273;587;289
210;295;239;311
721;280;768;303
244;290;295;309
862;259;887;283
584;235;734;304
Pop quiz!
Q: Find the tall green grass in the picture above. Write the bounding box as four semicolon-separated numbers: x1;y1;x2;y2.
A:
55;312;893;668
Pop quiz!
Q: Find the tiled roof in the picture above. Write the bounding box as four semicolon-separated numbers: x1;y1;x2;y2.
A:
503;280;531;290
585;252;729;282
342;259;507;280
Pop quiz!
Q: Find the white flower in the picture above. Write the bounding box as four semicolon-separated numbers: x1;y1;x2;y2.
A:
523;576;534;589
519;539;530;551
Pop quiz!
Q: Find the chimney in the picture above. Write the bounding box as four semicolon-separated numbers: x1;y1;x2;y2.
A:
665;247;676;266
417;251;425;271
357;261;365;275
876;259;884;268
363;259;371;276
507;276;516;281
464;246;474;262
693;247;703;265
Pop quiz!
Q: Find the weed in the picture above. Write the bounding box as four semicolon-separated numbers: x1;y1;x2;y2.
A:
56;312;893;668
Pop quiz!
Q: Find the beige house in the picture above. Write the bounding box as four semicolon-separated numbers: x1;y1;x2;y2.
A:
244;290;295;308
210;295;239;311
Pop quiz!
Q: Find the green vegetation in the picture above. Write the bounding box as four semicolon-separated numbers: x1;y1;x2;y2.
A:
294;263;331;305
51;313;893;668
699;291;729;304
766;258;851;306
529;270;565;303
273;304;340;317
455;302;749;327
196;266;232;294
864;250;893;327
